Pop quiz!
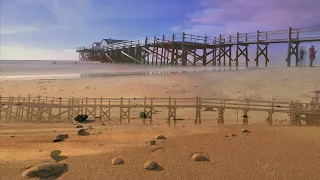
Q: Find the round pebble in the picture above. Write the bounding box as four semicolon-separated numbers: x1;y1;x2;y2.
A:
241;128;250;133
111;158;124;165
191;153;208;161
156;135;166;139
143;161;158;170
150;140;156;145
50;150;61;157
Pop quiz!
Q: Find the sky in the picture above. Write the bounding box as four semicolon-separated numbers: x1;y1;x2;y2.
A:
0;0;319;61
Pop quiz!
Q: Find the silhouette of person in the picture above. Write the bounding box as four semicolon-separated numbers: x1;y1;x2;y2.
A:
299;47;305;67
309;45;317;67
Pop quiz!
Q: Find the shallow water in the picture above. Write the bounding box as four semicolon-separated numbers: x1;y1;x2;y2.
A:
0;60;282;80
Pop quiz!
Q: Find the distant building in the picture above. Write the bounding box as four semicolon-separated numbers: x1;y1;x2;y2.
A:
92;42;103;50
101;38;126;48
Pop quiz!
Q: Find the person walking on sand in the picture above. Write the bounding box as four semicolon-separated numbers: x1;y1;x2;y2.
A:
309;45;317;67
299;47;306;67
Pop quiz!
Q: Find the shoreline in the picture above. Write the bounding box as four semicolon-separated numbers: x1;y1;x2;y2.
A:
0;66;255;81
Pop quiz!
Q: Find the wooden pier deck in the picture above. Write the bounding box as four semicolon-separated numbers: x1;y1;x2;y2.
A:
76;26;320;67
1;96;319;126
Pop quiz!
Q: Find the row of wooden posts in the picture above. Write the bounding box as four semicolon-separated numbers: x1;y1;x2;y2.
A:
0;95;317;125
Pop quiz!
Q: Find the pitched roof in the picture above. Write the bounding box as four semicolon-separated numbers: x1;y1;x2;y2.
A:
92;42;101;46
101;38;126;44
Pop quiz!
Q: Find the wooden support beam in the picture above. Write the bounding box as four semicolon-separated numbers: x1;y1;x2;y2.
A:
236;42;250;68
152;37;156;65
104;52;115;63
161;35;165;66
181;32;187;66
121;51;142;64
217;108;224;125
143;47;168;61
266;111;273;125
243;110;248;125
203;36;207;66
170;34;175;66
195;96;201;124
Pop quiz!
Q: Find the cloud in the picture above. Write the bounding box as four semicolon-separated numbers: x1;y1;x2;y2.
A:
0;0;192;60
0;26;41;35
0;45;78;60
0;0;57;35
178;0;320;34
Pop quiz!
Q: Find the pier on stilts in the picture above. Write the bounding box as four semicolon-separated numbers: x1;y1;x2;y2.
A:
76;26;320;67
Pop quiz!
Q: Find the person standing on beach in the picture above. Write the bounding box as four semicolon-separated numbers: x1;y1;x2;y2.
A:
309;45;317;67
299;47;305;67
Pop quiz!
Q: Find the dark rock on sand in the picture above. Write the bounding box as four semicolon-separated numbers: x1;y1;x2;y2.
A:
22;163;67;178
53;138;63;143
78;129;90;136
150;140;156;145
241;128;250;133
156;135;166;139
53;134;69;142
56;134;68;140
74;115;88;122
76;125;83;128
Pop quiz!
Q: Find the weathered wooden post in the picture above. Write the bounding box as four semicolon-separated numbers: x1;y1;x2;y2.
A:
58;97;62;122
168;96;171;125
120;97;123;124
195;96;201;124
267;111;273;125
0;95;2;123
286;27;292;67
217;108;224;125
173;98;177;126
143;97;147;124
203;36;207;66
150;98;153;124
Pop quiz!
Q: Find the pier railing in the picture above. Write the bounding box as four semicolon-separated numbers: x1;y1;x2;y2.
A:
1;96;319;125
76;26;320;52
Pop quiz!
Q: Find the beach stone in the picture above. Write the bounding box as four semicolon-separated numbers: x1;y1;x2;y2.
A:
156;135;166;139
84;125;92;130
150;140;156;145
111;158;124;165
50;150;62;157
22;163;67;178
56;134;68;140
53;138;63;143
192;153;208;161
76;125;83;128
74;115;88;122
204;107;214;111
78;129;90;136
241;128;250;133
143;161;159;170
230;133;237;137
139;112;148;118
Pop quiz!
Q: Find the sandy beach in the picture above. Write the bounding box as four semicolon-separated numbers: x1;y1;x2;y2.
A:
1;66;320;179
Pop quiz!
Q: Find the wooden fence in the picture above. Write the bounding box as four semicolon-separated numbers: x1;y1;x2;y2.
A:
0;95;319;125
